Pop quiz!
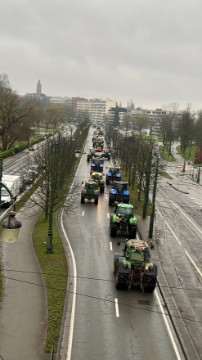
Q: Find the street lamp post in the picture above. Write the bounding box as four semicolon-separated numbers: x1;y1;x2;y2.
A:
1;211;22;243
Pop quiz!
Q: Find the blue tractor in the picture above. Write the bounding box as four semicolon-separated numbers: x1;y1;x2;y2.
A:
106;166;121;185
90;158;104;174
108;181;130;206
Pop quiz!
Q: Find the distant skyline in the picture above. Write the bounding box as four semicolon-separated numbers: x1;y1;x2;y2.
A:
1;0;202;112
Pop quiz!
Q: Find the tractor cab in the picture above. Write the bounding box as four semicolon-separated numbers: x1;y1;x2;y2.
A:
114;203;134;218
124;240;151;266
85;180;99;192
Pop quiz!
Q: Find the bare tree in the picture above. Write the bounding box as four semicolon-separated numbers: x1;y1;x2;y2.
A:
160;103;180;155
0;74;34;150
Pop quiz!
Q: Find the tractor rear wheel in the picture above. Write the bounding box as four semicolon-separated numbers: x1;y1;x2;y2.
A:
115;272;128;289
81;195;85;203
128;225;137;239
110;225;117;237
144;276;157;293
94;196;98;205
114;254;120;274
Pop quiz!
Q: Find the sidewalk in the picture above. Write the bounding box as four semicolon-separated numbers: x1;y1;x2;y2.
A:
0;202;49;360
137;214;151;243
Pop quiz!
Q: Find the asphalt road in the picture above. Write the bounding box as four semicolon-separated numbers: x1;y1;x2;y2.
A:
60;131;179;360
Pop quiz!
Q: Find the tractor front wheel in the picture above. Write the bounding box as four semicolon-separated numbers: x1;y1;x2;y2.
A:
94;196;98;205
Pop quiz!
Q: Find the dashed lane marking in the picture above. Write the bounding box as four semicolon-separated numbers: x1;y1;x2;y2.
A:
114;298;119;318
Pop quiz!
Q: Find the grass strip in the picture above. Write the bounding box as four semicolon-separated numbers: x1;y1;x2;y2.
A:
159;145;176;162
32;211;67;353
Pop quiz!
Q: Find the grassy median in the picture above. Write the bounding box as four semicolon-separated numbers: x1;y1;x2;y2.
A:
32;211;67;353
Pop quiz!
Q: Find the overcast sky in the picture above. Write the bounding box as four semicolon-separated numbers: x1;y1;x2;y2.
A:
1;0;202;111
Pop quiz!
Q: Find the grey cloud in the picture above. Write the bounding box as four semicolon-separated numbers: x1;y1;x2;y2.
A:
1;0;202;110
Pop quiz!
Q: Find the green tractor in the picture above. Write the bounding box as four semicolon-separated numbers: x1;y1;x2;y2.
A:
91;171;105;193
81;179;99;205
114;239;157;292
110;203;137;238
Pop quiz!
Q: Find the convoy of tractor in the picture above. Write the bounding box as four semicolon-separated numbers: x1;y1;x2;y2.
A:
81;126;157;293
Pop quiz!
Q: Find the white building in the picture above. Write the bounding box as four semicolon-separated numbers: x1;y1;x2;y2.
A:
76;98;116;125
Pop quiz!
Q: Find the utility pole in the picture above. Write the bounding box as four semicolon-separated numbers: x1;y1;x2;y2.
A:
149;156;159;239
142;146;152;219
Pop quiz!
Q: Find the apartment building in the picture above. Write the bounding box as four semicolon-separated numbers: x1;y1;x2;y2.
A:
76;98;116;126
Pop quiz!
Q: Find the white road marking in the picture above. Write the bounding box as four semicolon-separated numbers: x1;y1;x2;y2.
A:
171;200;202;235
114;298;120;318
157;209;181;244
109;242;113;251
60;151;84;360
184;249;202;277
60;210;77;360
156;209;202;277
164;220;181;245
155;290;182;360
107;213;110;219
82;211;85;216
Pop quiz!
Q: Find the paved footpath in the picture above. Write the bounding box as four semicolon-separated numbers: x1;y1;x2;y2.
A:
0;202;49;360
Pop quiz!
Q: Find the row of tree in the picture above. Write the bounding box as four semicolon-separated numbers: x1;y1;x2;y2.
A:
28;120;90;220
105;126;160;203
114;103;202;163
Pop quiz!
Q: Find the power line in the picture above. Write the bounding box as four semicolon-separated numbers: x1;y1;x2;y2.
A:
2;274;202;325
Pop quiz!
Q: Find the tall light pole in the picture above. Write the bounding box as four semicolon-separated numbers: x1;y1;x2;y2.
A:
46;141;56;253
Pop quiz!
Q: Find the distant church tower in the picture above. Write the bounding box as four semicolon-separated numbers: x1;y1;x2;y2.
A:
36;80;41;95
